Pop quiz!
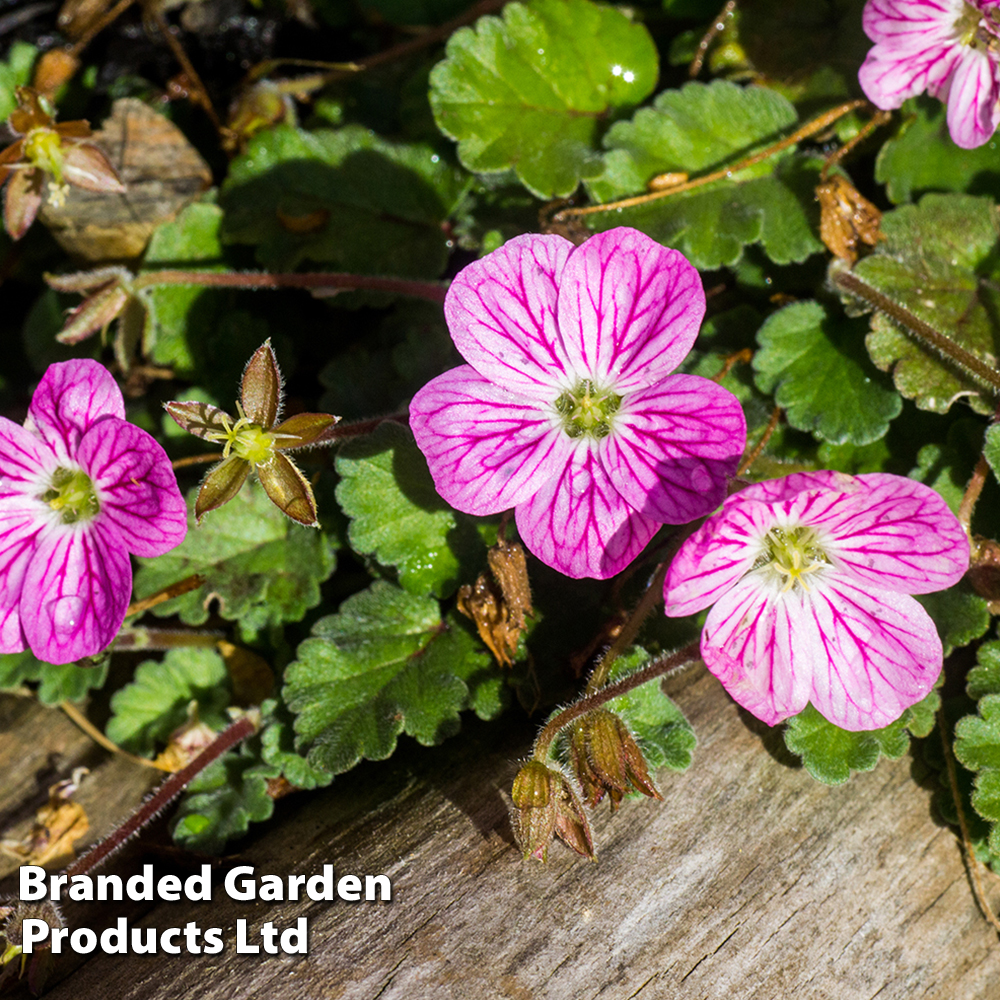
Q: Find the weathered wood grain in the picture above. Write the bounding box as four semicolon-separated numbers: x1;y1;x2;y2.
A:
3;664;999;999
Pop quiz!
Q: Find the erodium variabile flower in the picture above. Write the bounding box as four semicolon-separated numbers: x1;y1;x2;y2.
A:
859;0;1000;148
663;472;970;731
409;228;747;579
0;360;187;665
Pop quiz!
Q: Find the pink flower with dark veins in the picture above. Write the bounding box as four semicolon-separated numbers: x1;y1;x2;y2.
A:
859;0;1000;148
409;227;747;579
0;359;187;664
663;472;970;731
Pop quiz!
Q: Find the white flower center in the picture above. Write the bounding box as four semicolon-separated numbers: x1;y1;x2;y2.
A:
753;524;831;594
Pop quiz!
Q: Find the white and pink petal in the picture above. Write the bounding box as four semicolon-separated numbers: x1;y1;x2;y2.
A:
444;233;573;400
555;228;705;392
78;417;188;558
700;576;812;726
409;366;573;516
21;520;131;665
25;358;125;462
515;448;660;579
602;373;745;525
805;579;942;731
944;46;1000;147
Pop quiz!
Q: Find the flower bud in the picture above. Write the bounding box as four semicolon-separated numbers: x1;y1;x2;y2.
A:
510;760;595;861
570;709;661;811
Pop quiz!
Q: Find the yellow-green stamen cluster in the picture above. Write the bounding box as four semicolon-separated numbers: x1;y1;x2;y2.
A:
41;467;100;525
206;404;276;466
753;525;830;593
554;380;622;440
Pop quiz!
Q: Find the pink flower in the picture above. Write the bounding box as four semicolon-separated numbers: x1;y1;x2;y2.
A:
0;360;187;664
409;228;747;579
663;472;969;730
859;0;1000;148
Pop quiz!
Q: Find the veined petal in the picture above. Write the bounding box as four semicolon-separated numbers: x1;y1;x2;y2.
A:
805;578;942;730
21;521;131;664
515;448;659;579
731;469;860;506
4;167;43;240
78;417;187;558
0;417;56;493
409;366;573;516
444;233;573;400
700;576;812;726
664;498;777;617
802;473;969;594
944;46;1000;147
0;507;45;653
555;228;705;391
862;0;962;44
602;374;745;524
26;359;125;463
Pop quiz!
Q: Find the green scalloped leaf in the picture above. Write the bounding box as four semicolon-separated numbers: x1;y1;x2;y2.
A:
753;300;901;445
955;695;1000;851
915;583;990;658
335;421;490;598
106;648;232;757
259;699;334;791
604;648;696;773
221;124;468;273
968;641;1000;700
875;97;1000;206
429;0;658;198
0;650;107;705
583;80;823;268
133;482;336;642
985;423;1000;487
849;193;1000;416
172;741;278;854
285;581;501;774
784;688;940;785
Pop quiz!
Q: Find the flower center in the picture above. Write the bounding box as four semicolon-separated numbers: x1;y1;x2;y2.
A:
41;467;100;525
553;380;622;440
204;404;276;465
754;525;830;593
956;2;997;47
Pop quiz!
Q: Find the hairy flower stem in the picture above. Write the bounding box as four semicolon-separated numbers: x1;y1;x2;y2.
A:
132;270;449;304
938;707;1000;932
832;269;1000;395
63;715;258;878
959;452;991;533
533;642;701;761
585;559;672;695
125;573;205;617
555;100;867;222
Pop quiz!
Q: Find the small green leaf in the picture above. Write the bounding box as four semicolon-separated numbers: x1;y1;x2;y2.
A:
784;689;939;785
172;742;278;853
429;0;658;198
141;201;227;374
335;421;489;597
285;581;499;774
106;649;231;757
585;81;822;268
968;641;1000;700
955;695;1000;772
0;42;36;120
753;300;901;445
259;699;334;791
984;423;1000;488
221;124;468;274
876;97;1000;205
850;193;1000;416
915;583;990;658
133;482;336;641
0;650;108;705
604;648;696;773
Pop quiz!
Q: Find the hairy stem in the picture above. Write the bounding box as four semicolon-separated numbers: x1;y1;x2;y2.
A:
555;100;867;221
959;452;991;534
831;269;1000;395
64;715;258;877
132;270;449;304
534;641;701;760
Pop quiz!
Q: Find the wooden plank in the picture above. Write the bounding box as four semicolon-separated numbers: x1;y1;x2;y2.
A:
4;665;1000;999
